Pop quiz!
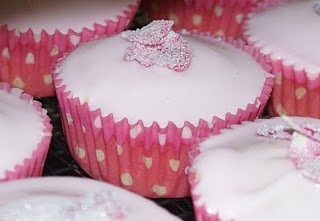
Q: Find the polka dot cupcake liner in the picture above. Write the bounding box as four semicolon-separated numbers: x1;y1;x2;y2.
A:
0;1;140;98
0;82;52;182
140;0;260;39
52;33;274;198
243;0;320;118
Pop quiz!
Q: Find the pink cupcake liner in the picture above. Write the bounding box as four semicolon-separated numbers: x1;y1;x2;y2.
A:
0;82;52;182
52;32;274;198
0;1;140;98
243;0;320;118
140;0;260;39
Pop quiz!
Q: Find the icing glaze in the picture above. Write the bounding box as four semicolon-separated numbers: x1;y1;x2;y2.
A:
190;117;320;220
244;0;320;76
55;31;271;128
0;177;181;221
0;0;139;35
0;89;45;178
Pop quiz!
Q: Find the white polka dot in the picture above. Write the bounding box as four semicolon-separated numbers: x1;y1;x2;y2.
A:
130;125;142;139
121;173;133;186
94;116;102;129
192;14;202;26
43;74;52;85
152;185;167;196
215;30;225;36
70;35;81;46
168;12;179;24
214;6;223;17
50;45;59;57
275;74;282;85
96;149;105;162
2;47;10;59
143;156;153;169
295;87;307;100
25;52;35;64
82;125;86;133
12;77;25;88
76;146;86;159
276;105;287;115
235;13;244;24
169;159;180;172
158;133;166;146
66;113;73;125
117;145;123;155
181;126;192;139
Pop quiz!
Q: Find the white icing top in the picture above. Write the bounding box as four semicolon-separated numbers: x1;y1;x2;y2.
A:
0;177;181;221
0;89;45;179
55;33;271;128
245;0;320;77
0;0;138;34
191;117;320;221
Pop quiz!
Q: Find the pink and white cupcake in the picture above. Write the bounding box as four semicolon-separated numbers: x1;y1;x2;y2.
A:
0;177;181;220
0;0;140;97
243;0;320;118
140;0;260;39
0;82;52;182
52;20;273;198
188;116;320;220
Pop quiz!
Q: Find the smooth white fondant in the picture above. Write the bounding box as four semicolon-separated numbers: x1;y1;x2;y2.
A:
191;117;320;221
0;177;181;221
0;90;45;178
56;34;271;128
245;0;320;76
0;0;138;34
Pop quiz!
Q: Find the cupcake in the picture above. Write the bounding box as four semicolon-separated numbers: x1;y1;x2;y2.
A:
0;82;52;182
0;0;140;97
243;0;320;118
188;116;320;220
52;20;273;198
140;0;260;39
0;176;181;220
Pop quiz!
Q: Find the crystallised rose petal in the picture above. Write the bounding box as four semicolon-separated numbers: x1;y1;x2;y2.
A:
52;26;273;197
189;116;320;221
122;20;192;72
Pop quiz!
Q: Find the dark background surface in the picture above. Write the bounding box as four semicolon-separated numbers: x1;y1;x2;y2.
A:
39;9;195;221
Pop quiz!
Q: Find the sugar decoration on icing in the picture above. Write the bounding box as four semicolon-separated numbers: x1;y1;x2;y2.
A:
257;116;320;184
314;0;320;15
0;189;126;221
121;20;192;72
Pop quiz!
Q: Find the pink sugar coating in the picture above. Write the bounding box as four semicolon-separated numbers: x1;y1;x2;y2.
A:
0;82;52;181
0;1;140;97
122;21;192;72
52;31;274;198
